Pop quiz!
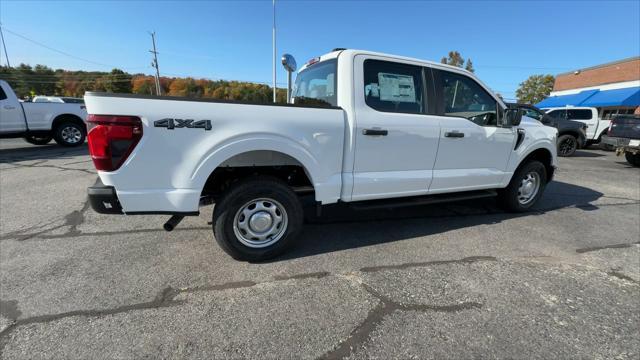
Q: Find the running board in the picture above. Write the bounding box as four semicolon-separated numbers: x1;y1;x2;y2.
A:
349;190;498;211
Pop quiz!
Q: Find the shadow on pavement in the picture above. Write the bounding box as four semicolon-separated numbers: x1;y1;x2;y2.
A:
0;142;88;163
269;181;603;262
571;150;607;158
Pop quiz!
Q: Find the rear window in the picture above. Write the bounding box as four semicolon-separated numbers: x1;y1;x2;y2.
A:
0;86;6;100
363;59;424;114
567;109;593;120
292;59;337;107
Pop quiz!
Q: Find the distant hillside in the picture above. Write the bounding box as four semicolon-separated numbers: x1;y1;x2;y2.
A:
0;64;287;102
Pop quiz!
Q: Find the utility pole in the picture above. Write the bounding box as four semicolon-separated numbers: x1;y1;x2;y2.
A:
149;32;161;96
272;0;276;103
0;24;10;67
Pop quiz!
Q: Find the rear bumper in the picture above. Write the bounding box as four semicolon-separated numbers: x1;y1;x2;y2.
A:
87;179;200;216
88;182;124;214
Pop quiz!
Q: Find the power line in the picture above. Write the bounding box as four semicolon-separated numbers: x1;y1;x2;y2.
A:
0;26;146;70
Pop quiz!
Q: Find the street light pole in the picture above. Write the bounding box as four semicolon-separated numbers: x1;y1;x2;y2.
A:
0;24;10;67
272;0;277;103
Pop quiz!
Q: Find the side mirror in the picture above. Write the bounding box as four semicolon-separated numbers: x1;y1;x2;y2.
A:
540;115;552;124
503;108;523;127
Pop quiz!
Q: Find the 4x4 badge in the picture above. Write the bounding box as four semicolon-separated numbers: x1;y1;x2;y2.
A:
154;118;212;131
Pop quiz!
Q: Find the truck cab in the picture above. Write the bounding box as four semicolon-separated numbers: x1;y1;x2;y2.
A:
85;49;558;261
542;106;605;143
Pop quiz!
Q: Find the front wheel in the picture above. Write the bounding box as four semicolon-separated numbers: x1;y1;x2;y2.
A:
625;152;640;167
54;121;86;147
557;134;577;157
24;135;53;145
498;160;547;212
212;177;303;261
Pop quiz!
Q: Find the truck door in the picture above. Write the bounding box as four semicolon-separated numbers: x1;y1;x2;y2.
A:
429;69;516;193
567;108;598;140
0;85;26;133
350;56;440;201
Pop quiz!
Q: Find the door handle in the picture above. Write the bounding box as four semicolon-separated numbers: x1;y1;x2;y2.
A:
444;131;464;138
3;105;16;110
363;128;388;136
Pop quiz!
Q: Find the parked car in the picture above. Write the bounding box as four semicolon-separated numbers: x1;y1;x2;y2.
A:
31;96;84;104
32;96;64;103
508;103;586;157
607;115;640;166
0;80;88;146
541;107;609;147
85;49;558;261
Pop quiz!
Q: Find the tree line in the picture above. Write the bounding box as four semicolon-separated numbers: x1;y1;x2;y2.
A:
0;64;287;103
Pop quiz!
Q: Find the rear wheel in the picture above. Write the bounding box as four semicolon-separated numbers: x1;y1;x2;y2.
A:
625;152;640;167
54;121;86;147
498;160;547;212
557;134;577;157
212;177;303;261
24;135;53;145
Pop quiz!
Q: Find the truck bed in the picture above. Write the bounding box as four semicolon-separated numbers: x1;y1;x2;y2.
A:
84;92;346;213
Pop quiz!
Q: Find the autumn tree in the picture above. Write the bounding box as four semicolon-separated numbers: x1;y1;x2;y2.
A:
441;51;474;73
516;74;555;104
102;69;132;93
132;76;156;95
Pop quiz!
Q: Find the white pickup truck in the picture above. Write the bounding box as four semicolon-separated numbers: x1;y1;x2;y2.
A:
0;80;88;146
85;49;558;261
542;107;609;145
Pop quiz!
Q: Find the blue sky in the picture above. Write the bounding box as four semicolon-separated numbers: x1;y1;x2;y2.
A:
1;0;639;100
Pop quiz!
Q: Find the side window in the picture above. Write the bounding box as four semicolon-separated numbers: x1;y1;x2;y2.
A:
547;110;566;120
522;107;543;120
363;59;424;114
0;86;7;100
567;109;593;120
439;71;498;126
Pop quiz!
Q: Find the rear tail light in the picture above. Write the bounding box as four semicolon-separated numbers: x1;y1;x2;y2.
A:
608;122;613;136
87;115;142;171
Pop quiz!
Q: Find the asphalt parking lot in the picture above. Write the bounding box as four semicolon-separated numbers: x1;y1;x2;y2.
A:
0;138;638;359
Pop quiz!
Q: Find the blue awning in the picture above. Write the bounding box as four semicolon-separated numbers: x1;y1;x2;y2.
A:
580;87;640;107
536;87;640;108
536;89;598;108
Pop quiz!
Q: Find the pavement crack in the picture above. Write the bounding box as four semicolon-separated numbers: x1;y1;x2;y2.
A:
273;271;330;281
63;197;91;236
360;256;497;273
0;286;183;350
575;241;640;254
607;271;639;284
1;197;92;241
320;275;483;359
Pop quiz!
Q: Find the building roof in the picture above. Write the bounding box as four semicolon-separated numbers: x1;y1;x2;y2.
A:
556;56;640;77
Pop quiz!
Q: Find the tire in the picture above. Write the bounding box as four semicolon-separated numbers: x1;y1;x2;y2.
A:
24;135;53;145
212;177;304;261
557;134;577;157
498;160;547;212
625;152;640;167
53;121;86;147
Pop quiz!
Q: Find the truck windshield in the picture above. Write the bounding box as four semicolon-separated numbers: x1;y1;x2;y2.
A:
292;59;337;107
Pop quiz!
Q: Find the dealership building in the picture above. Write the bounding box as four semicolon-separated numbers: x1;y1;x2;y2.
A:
536;56;640;118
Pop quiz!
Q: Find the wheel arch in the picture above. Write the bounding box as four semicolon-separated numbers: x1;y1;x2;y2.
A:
517;147;555;183
192;137;322;201
52;113;86;130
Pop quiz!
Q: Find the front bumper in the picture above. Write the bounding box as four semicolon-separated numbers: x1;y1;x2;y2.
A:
87;181;124;214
